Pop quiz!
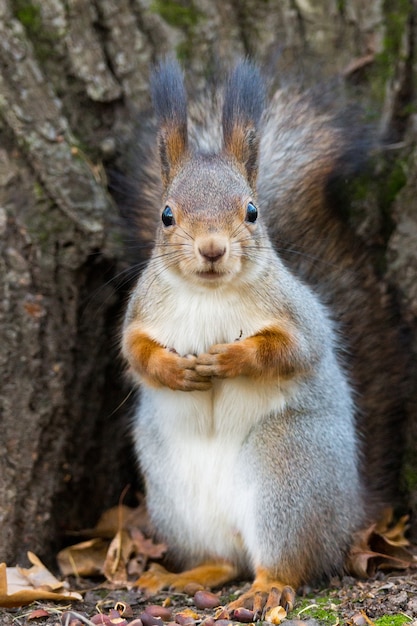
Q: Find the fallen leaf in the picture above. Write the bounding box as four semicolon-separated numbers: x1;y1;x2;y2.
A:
95;506;143;538
19;552;69;590
58;501;166;585
57;538;110;577
126;554;147;578
0;552;82;608
347;509;417;577
103;530;133;586
130;528;167;560
375;510;410;547
27;608;51;619
69;502;152;539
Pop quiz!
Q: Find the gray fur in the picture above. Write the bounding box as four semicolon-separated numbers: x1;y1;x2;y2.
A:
120;60;405;588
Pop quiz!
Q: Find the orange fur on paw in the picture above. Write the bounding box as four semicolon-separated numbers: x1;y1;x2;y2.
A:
135;561;238;596
226;568;295;620
123;325;212;391
195;323;300;381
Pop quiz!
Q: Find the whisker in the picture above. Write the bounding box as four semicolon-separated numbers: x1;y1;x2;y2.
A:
142;254;184;297
174;224;195;243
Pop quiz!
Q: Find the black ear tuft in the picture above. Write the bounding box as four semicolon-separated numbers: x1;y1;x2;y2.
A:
222;60;266;188
150;59;188;129
222;60;266;143
150;59;189;189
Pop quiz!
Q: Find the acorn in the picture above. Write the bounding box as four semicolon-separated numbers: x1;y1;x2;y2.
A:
145;605;173;621
193;590;220;610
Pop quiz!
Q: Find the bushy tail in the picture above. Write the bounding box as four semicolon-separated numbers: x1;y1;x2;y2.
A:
258;86;407;512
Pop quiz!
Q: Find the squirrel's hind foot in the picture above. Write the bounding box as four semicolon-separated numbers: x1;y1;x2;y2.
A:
226;577;295;621
134;560;238;596
135;562;295;621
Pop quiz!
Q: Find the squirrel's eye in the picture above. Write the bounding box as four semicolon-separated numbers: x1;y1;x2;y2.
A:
162;206;175;226
245;202;258;223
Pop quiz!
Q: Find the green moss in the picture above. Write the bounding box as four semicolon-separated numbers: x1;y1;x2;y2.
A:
12;0;63;63
150;0;202;29
150;0;204;60
33;181;45;201
346;174;372;202
14;0;42;32
364;152;409;258
381;158;408;209
404;466;417;490
374;614;412;626
382;0;409;58
371;153;409;265
175;41;193;62
292;596;341;625
366;0;410;105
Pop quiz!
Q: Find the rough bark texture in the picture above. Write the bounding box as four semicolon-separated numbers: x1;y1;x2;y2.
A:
0;0;416;565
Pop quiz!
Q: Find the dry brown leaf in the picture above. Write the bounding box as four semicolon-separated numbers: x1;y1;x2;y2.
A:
347;509;417;577
57;538;110;577
125;528;166;579
58;501;165;586
126;554;147;578
124;502;153;535
66;506;133;539
0;552;82;608
95;506;141;538
27;609;51;619
69;502;152;539
103;530;133;586
55;495;164;588
375;510;410;547
130;528;167;560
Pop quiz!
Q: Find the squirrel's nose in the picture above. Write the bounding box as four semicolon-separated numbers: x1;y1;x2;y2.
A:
197;237;228;263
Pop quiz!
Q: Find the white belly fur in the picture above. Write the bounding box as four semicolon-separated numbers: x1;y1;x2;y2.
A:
136;282;294;564
144;282;294;435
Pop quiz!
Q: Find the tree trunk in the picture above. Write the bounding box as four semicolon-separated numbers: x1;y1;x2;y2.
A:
1;0;416;565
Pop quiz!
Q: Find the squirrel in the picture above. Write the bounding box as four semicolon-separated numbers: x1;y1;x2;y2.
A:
120;59;407;614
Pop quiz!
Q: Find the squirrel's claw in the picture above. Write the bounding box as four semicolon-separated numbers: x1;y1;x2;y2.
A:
226;583;294;621
180;371;212;391
196;342;246;379
145;351;212;391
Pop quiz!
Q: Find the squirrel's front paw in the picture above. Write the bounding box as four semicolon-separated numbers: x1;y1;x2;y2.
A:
196;342;252;379
148;351;212;392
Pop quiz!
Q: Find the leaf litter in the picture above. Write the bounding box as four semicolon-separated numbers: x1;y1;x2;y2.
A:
0;552;82;608
0;504;416;625
57;502;166;584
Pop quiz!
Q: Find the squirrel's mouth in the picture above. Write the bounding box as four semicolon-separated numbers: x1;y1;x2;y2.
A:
196;270;222;279
196;269;228;281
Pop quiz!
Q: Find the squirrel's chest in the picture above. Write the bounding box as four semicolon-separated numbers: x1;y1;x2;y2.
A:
146;285;267;355
139;284;290;438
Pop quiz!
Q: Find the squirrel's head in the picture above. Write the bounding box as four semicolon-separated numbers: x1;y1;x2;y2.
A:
150;59;268;288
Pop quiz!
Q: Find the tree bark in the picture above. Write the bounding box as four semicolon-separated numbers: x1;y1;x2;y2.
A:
1;0;416;564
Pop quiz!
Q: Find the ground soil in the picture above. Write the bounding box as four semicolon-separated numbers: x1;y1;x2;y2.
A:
2;571;417;626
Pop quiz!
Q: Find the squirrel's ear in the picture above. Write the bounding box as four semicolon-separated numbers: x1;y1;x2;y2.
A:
222;61;266;189
151;59;188;189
